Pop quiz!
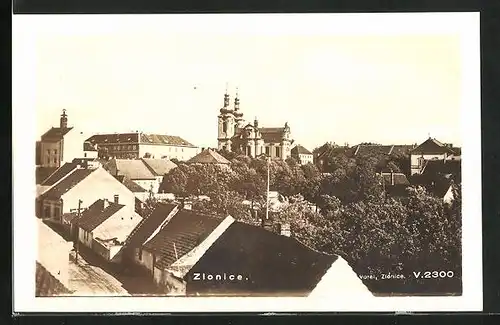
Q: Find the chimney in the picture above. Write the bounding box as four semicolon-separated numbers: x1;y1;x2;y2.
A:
114;194;119;204
254;117;259;128
103;199;109;209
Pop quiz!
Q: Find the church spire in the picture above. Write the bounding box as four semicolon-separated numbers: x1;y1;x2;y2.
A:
223;82;230;108
234;87;240;111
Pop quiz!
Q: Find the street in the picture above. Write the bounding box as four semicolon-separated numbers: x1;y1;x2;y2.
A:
69;251;130;296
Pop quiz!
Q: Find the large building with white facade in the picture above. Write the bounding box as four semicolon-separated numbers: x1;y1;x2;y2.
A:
85;132;199;161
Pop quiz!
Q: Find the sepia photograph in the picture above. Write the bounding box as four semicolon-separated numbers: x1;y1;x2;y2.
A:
13;12;481;312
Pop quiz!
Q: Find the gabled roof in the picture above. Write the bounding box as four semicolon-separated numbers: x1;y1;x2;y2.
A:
114;175;148;192
40;162;78;186
85;133;140;144
411;138;456;155
141;158;177;176
41;127;73;141
83;141;98;151
185;222;338;296
353;145;393;156
36;167;58;185
431;179;454;198
291;145;312;155
187;149;231;164
143;209;225;270
76;199;125;232
140;133;196;147
380;172;410;186
35;262;72;296
39;168;96;200
105;159;156;180
421;159;461;182
122;203;179;253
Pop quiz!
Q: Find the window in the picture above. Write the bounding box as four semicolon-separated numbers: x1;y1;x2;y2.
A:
133;145;137;150
223;122;227;133
53;157;57;163
44;207;50;218
84;153;87;158
275;147;280;158
46;157;50;164
182;148;184;152
265;147;270;156
53;149;57;154
138;249;142;261
47;149;50;155
247;146;251;156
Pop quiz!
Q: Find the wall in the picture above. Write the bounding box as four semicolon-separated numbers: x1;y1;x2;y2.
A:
62;128;88;163
78;228;93;249
134;249;155;274
133;179;157;193
42;199;62;221
298;154;313;165
40;141;62;168
93;208;143;243
153;267;187;295
92;238;110;260
138;144;199;161
37;219;72;287
410;153;446;175
61;167;135;215
308;256;373;298
443;186;454;204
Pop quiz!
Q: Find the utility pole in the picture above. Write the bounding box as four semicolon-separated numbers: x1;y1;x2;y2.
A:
70;199;83;263
266;157;271;221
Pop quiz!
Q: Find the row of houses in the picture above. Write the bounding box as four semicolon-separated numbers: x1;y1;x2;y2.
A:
315;137;462;204
35;159;372;296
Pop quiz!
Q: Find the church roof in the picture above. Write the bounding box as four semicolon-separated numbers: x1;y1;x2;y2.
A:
187;149;231;164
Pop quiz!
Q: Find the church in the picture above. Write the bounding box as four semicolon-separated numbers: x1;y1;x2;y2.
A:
217;89;294;160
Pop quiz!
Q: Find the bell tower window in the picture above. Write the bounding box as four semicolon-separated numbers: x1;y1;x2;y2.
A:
223;121;227;133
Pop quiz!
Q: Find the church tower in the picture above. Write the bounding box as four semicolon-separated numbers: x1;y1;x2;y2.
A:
234;88;245;128
60;109;68;129
217;85;237;151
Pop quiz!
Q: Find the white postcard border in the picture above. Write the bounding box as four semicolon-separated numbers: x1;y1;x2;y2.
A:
13;12;482;313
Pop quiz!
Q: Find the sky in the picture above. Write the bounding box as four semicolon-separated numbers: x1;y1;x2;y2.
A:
20;14;469;150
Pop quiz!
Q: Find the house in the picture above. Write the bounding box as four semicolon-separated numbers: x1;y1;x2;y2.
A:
142;158;178;179
74;198;143;262
37;165;136;227
37;218;73;294
184;221;372;297
103;158;162;194
118;203;180;266
241;191;288;213
36;109;91;168
135;209;232;294
417;160;461;204
291;145;314;165
187;148;231;166
216;89;294;160
378;170;411;198
410;137;461;175
113;174;149;202
85;132;199;161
